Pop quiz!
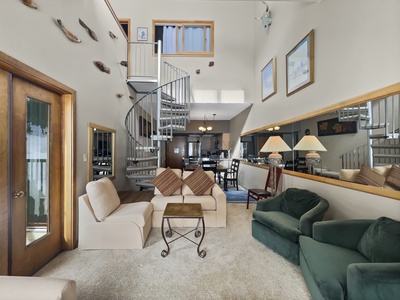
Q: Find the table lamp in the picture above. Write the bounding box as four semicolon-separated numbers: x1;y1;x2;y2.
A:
260;136;292;166
293;135;327;173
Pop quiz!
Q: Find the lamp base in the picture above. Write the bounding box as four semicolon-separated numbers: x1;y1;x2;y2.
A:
268;152;282;167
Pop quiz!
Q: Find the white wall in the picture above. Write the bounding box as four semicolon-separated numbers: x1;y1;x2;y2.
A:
1;0;134;194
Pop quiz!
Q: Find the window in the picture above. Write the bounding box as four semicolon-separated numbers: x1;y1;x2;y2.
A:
153;20;214;56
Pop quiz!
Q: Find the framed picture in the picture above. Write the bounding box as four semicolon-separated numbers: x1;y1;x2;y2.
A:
286;29;314;96
317;117;358;136
261;57;277;102
137;27;148;41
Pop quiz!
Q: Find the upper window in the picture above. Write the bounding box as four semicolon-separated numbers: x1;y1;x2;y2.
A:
153;20;214;57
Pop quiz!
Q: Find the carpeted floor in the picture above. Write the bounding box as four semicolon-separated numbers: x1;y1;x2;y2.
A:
35;203;311;300
224;189;250;203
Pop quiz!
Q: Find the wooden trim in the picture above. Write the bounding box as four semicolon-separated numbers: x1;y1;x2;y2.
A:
242;161;400;201
242;82;400;136
104;0;128;40
0;51;77;250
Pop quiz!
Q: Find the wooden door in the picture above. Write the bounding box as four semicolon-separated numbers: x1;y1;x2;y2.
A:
166;136;187;169
11;77;61;275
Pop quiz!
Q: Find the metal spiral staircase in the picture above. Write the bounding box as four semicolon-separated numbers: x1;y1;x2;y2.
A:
125;41;190;189
339;94;400;169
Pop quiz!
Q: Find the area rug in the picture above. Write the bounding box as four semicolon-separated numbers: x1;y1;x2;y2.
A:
224;189;254;203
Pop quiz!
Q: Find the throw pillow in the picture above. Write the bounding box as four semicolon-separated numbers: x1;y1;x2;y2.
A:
152;167;183;196
354;164;386;187
183;167;215;196
386;165;400;190
280;188;320;219
357;216;400;263
86;177;121;221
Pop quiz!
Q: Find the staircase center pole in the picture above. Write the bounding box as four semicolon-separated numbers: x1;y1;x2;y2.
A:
157;40;162;167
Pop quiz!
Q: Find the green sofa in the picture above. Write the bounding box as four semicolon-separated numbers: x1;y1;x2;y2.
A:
299;218;400;300
252;188;329;265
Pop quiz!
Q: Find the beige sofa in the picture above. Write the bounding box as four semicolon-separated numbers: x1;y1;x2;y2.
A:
0;276;76;300
78;177;153;250
151;168;227;228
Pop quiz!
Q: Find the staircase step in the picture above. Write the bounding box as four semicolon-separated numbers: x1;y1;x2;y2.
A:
160;108;189;114
126;165;157;172
151;135;173;141
126;174;156;180
159;124;186;130
136;181;155;189
369;134;388;139
159;116;189;121
360;123;387;129
371;144;400;149
161;99;185;108
135;146;159;152
373;153;400;159
127;156;158;162
161;92;176;102
339;114;370;121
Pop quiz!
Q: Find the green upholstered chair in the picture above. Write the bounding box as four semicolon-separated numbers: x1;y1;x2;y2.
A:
252;188;329;265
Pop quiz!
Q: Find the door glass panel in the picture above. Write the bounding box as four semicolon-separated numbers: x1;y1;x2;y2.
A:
26;97;49;245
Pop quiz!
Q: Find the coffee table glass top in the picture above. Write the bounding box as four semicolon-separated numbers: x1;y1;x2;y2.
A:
163;203;203;218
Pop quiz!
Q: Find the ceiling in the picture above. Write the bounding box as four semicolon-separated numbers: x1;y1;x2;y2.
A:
190;103;253;121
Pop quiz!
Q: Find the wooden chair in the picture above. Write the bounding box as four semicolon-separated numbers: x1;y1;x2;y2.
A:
223;159;240;190
246;167;282;209
201;160;218;181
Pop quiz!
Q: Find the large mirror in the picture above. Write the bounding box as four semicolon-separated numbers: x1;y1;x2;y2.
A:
241;83;400;197
88;123;116;181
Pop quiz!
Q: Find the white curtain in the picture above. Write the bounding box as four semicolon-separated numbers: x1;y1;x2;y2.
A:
162;26;176;54
184;26;204;52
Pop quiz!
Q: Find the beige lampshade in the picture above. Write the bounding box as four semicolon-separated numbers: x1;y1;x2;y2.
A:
260;136;292;153
293;135;327;152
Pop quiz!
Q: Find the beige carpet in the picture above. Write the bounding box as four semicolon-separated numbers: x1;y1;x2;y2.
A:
35;203;311;300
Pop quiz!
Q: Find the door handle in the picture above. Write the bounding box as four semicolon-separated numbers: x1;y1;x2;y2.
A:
13;191;25;198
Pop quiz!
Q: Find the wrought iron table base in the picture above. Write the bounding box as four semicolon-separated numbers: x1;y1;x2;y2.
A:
161;217;206;258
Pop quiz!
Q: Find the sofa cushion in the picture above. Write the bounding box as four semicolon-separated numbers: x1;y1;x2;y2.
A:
86;177;120;221
300;236;369;300
385;165;400;190
184;194;216;211
104;202;153;227
153;167;183;196
151;195;184;211
355;164;386;187
280;188;320;219
252;211;301;243
182;168;214;196
357;216;400;263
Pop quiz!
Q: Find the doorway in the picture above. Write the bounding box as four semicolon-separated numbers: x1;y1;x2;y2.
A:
11;77;62;275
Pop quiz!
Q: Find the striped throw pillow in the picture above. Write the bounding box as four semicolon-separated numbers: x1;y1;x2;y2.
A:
355;164;385;187
183;167;215;196
152;167;183;196
386;165;400;190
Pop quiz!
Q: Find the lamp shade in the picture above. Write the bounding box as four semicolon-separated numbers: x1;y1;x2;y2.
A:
293;135;327;152
260;136;292;153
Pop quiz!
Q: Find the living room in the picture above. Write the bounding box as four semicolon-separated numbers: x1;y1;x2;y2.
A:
0;0;399;298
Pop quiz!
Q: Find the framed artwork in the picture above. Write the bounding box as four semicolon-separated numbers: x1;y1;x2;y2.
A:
137;27;148;41
317;117;358;136
261;57;277;102
286;29;314;96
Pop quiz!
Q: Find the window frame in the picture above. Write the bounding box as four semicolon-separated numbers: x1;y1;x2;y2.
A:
152;20;214;57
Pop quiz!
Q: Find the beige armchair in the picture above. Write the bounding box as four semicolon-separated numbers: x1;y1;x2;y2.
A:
78;177;153;250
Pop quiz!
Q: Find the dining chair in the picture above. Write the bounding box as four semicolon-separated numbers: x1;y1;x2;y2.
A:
223;159;240;190
201;160;218;181
246;167;282;209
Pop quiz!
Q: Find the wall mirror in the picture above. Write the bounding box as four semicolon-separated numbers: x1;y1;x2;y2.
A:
241;83;400;198
88;123;116;181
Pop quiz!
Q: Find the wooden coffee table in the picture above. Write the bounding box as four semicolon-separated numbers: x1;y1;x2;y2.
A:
161;203;206;258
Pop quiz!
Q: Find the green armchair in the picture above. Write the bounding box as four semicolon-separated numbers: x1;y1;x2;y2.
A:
252;188;329;265
300;218;400;300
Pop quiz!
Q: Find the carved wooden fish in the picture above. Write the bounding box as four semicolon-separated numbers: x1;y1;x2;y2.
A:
79;18;98;41
22;0;37;9
56;19;81;43
94;61;110;74
120;61;128;67
109;31;118;39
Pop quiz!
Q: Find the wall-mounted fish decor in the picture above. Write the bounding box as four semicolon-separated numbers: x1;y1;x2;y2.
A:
109;31;118;39
56;19;81;43
120;61;128;67
22;0;37;9
116;93;124;98
94;61;110;74
79;18;98;41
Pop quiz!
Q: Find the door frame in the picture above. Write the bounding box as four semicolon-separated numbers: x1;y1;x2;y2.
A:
0;51;76;275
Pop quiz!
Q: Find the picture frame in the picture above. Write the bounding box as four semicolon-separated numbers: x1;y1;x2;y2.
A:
137;27;148;41
261;57;277;102
317;117;358;136
286;29;314;96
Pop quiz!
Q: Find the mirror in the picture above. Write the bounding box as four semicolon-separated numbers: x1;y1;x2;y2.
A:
88;123;116;181
240;83;400;194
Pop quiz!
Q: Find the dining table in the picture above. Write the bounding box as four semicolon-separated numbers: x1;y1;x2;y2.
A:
184;164;229;191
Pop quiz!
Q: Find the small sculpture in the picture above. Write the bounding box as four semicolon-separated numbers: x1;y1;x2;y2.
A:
22;0;37;9
109;31;118;39
120;61;128;67
56;19;81;43
196;69;200;74
116;93;124;98
209;61;214;67
79;18;98;41
94;61;110;74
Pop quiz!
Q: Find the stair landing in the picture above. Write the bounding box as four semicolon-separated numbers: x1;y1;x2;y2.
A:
127;76;157;94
